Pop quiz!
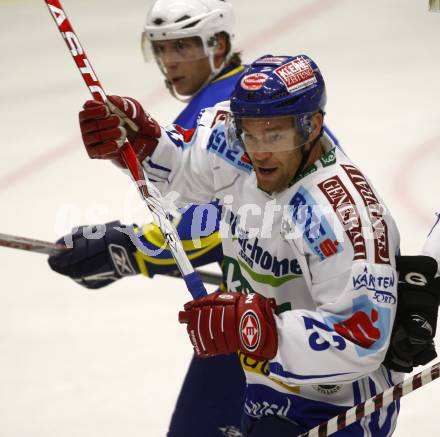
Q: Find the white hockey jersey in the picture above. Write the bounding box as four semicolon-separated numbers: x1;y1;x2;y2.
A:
144;102;402;435
422;213;440;276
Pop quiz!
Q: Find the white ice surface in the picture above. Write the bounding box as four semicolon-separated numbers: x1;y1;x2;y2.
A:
0;0;439;435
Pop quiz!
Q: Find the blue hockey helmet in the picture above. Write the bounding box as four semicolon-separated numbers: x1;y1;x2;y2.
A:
226;55;326;153
230;54;326;118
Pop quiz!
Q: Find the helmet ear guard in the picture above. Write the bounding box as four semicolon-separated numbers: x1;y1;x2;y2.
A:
297;113;312;139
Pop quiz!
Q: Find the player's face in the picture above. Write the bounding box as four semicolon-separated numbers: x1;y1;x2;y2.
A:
152;37;211;96
241;116;306;193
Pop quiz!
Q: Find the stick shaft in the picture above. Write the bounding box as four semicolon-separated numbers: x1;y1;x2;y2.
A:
0;232;67;256
44;0;206;299
299;362;440;437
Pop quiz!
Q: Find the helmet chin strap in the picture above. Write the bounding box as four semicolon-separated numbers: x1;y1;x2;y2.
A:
164;45;230;103
165;68;216;103
164;78;192;103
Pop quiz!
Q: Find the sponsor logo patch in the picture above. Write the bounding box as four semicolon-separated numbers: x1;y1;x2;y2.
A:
352;265;396;304
320;149;336;167
210;109;230;128
240;73;269;91
289;186;343;261
342;165;390;264
312;384;342;395
244;396;292;419
240;310;261;352
334;308;381;349
274;57;317;93
325;295;391;357
318;175;367;261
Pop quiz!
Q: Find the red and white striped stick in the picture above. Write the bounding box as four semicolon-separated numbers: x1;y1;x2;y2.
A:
299;362;440;437
43;0;207;299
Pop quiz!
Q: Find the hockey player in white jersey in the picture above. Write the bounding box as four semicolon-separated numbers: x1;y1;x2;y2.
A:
423;214;440;274
76;54;439;435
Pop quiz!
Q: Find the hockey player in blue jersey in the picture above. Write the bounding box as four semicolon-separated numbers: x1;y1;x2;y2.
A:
49;1;246;436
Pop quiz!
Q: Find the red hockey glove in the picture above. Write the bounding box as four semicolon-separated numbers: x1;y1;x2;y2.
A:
179;292;278;361
79;95;161;167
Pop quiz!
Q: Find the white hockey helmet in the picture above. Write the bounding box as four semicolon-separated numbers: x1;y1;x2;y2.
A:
142;0;235;75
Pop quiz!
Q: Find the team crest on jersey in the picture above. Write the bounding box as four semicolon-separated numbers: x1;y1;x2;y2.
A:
240;73;269;91
274;57;317;93
240;310;261;352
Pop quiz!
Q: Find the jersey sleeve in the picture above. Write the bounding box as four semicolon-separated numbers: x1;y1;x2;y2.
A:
141;103;229;207
421;212;440;276
269;164;400;386
133;204;223;278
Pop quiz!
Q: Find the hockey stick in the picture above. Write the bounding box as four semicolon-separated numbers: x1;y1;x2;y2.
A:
0;232;222;286
43;0;207;299
0;232;66;256
298;362;440;437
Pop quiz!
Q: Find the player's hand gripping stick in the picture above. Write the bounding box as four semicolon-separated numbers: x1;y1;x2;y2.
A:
43;0;207;299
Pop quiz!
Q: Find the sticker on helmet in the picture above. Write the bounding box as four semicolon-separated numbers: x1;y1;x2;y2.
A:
274;57;317;93
239;310;261;352
240;73;269;91
254;56;288;65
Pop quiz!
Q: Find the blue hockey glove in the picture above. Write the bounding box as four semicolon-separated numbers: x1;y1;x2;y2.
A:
48;221;140;289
